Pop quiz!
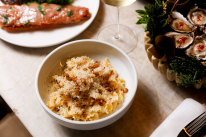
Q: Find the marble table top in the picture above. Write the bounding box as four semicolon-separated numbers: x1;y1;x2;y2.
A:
0;1;206;137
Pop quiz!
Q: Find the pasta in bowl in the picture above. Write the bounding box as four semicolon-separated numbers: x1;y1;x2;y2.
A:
47;56;128;121
35;39;137;130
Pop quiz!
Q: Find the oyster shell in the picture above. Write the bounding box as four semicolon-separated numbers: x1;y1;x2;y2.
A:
186;35;206;60
187;6;206;26
165;32;193;49
168;11;193;32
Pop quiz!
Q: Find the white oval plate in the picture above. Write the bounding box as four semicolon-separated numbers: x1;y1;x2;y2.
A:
0;0;100;48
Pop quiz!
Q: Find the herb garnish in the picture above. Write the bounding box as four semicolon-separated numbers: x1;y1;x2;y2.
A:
55;5;63;11
2;14;7;25
170;57;206;87
19;0;23;4
136;0;168;40
24;20;30;26
67;10;73;17
9;6;12;9
38;5;45;15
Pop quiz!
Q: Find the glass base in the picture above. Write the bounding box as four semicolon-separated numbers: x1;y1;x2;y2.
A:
98;24;137;53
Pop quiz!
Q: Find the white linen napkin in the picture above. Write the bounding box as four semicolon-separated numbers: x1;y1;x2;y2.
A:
150;98;206;137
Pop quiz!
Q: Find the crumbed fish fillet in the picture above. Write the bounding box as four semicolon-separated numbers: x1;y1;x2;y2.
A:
0;3;91;31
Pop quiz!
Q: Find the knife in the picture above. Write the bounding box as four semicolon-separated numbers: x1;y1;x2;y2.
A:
177;126;206;137
177;112;206;137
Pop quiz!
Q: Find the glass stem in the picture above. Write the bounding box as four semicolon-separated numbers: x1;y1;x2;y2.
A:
114;7;120;40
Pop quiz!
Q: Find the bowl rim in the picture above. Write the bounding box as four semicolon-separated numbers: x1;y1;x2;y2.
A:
35;39;138;125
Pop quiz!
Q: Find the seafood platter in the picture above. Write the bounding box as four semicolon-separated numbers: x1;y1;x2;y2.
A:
137;0;206;89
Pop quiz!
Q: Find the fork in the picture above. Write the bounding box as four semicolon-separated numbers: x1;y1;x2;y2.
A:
180;112;206;137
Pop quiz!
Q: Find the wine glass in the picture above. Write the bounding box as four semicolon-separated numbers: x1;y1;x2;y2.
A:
98;0;137;53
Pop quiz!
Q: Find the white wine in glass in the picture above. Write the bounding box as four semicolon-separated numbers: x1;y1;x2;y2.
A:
103;0;136;7
98;0;137;53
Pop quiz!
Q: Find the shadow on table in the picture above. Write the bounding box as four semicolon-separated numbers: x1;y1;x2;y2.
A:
166;80;206;104
59;80;162;137
0;1;106;56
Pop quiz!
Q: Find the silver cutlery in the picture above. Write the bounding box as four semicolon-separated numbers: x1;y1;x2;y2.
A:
177;112;206;137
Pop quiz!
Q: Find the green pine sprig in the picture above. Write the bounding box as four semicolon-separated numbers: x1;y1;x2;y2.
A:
136;0;168;40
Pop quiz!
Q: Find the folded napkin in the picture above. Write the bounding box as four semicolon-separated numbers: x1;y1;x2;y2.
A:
150;98;206;137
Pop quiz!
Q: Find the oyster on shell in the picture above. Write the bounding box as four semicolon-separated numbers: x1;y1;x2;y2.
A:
186;35;206;60
167;7;206;60
165;32;193;49
187;6;206;26
168;11;193;32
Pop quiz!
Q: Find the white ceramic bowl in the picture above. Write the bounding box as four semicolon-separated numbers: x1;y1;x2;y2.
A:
35;39;138;130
